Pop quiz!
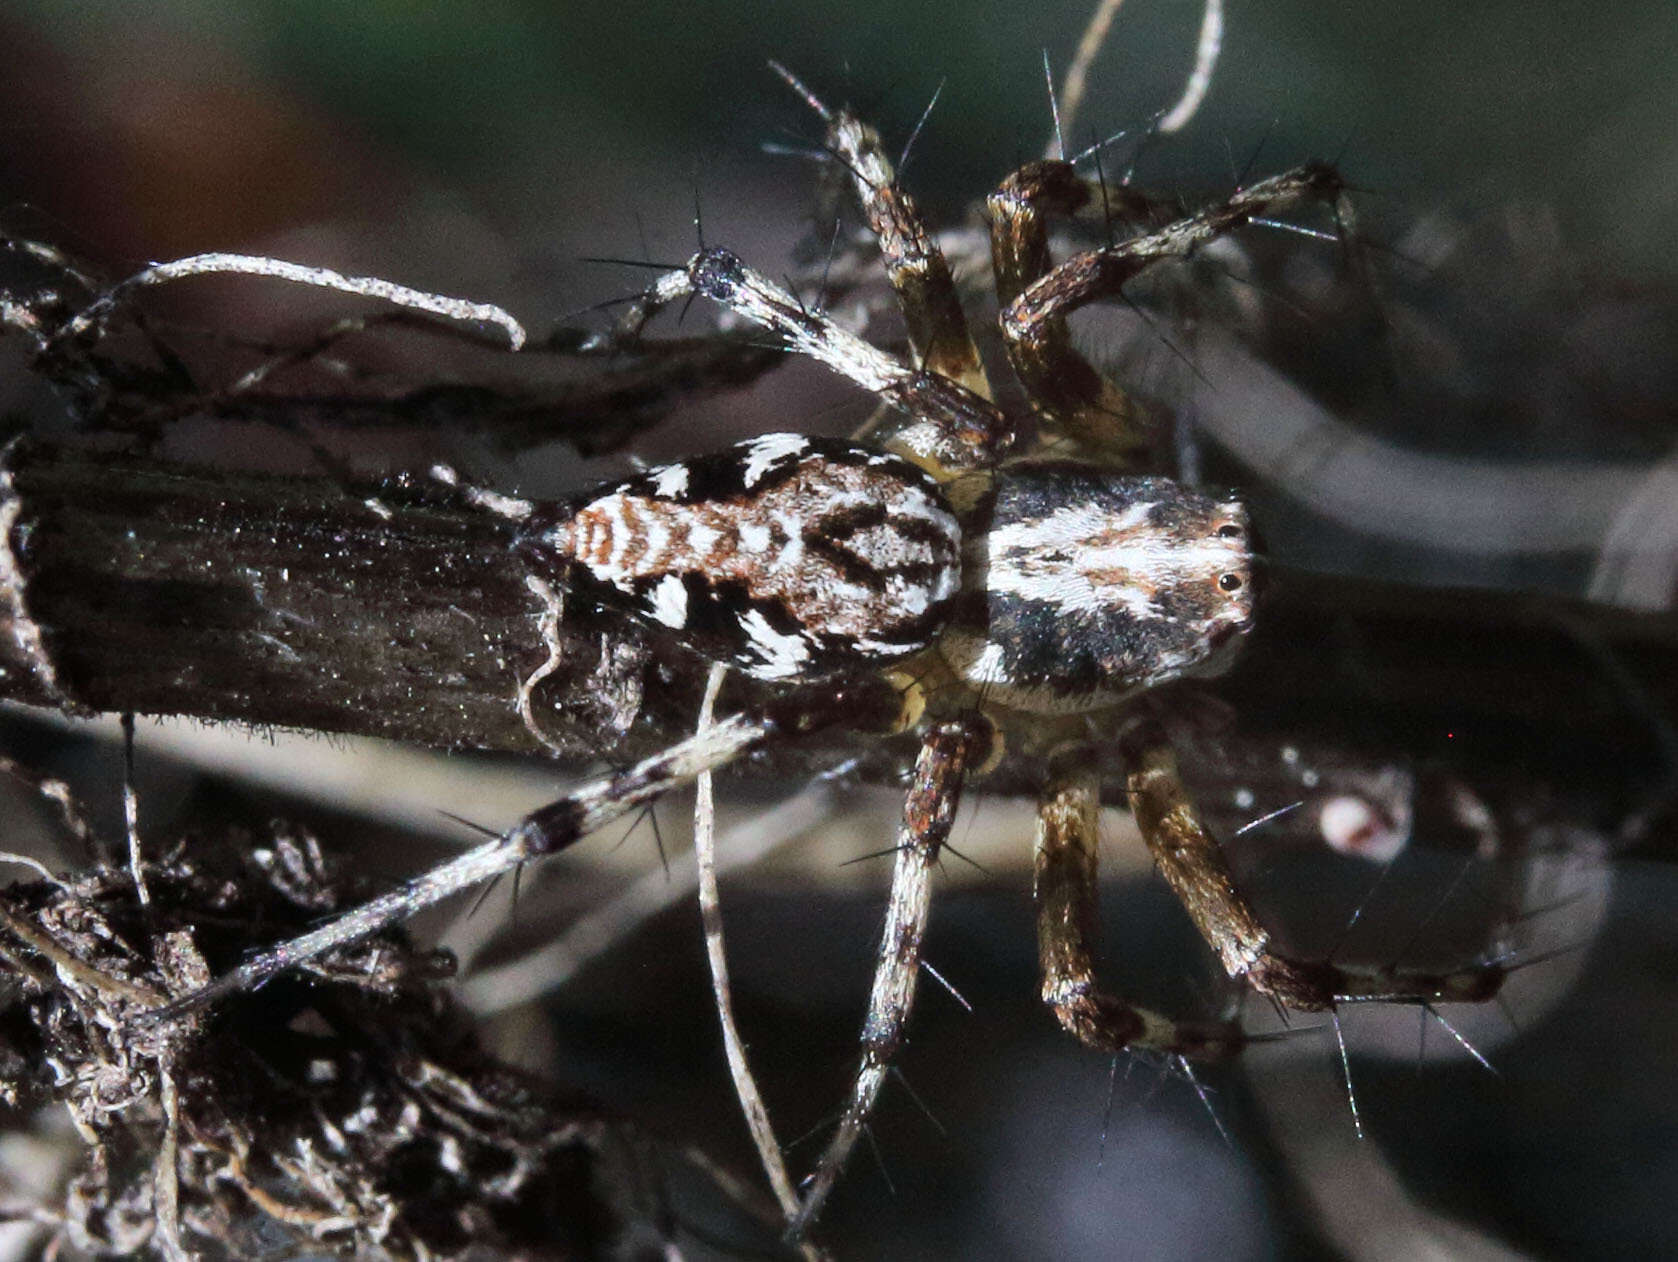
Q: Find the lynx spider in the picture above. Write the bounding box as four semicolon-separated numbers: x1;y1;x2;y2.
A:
149;51;1512;1241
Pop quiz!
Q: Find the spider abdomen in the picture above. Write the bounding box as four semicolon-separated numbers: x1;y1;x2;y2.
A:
517;433;963;680
941;465;1254;714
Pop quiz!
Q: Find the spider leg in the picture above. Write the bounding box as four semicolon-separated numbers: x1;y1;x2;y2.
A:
987;159;1153;462
994;162;1349;463
790;715;989;1237
1122;722;1507;1014
623;247;1010;472
143;685;892;1025
771;62;993;403
1036;753;1244;1059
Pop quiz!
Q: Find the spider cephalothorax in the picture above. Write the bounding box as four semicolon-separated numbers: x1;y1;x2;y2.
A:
149;53;1510;1247
943;466;1254;714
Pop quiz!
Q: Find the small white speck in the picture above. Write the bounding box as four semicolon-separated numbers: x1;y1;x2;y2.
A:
1301;768;1320;788
1281;745;1300;765
1319;795;1407;863
462;485;534;522
1233;787;1255;810
853;637;917;657
966;641;1010;684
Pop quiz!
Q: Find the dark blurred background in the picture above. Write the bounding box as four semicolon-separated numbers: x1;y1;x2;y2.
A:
4;1;1674;278
2;2;1676;1258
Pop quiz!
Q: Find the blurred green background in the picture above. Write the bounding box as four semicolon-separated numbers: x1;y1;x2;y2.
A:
5;0;1674;284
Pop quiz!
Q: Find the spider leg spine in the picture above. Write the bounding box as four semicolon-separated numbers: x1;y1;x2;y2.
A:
143;710;781;1025
1003;162;1349;340
790;714;988;1236
1123;724;1510;1014
768;62;991;402
985;158;1151;460
636;245;1011;472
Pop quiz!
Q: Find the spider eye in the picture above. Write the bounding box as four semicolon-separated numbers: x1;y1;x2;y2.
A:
1216;523;1243;539
1218;572;1243;592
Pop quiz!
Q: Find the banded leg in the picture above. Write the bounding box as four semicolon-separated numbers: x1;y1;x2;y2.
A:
1036;753;1244;1060
771;63;993;402
626;247;1011;473
997;163;1350;463
987;160;1153;462
144;685;895;1025
791;715;989;1236
1122;723;1507;1012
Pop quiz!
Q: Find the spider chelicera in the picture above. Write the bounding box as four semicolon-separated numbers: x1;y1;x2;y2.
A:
151;60;1508;1239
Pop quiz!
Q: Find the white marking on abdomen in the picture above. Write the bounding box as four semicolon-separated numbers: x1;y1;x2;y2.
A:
742;433;810;487
647;573;689;628
737;608;810;677
648;462;690;497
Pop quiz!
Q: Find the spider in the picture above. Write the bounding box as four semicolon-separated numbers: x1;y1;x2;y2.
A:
145;59;1510;1240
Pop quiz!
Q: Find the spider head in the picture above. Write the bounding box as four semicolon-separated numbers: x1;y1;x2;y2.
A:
940;465;1255;715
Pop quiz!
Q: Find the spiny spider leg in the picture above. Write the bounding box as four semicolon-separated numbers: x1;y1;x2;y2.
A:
143;689;891;1025
791;714;990;1236
1000;162;1350;391
771;62;994;401
986;159;1155;463
628;247;1011;472
1122;723;1507;1013
1036;754;1244;1059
